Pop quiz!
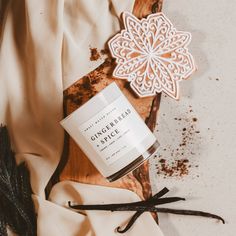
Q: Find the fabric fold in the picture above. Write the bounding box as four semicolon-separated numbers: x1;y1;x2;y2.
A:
0;0;164;235
42;181;164;236
0;0;65;197
62;0;135;89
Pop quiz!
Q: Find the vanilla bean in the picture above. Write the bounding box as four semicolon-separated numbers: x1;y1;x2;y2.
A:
116;211;144;233
116;207;225;234
115;190;166;234
152;187;169;198
156;208;225;224
116;188;169;233
71;204;224;217
68;188;184;211
69;187;225;233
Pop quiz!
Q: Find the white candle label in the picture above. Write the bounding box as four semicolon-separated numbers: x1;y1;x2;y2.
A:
78;95;153;166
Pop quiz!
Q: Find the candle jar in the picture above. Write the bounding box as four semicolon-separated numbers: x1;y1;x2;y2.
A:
61;82;159;182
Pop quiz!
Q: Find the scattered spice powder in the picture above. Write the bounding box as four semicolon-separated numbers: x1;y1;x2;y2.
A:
89;47;101;61
89;47;110;61
156;158;190;177
155;106;202;178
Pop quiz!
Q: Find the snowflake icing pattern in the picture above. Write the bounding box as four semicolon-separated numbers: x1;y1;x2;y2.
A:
108;12;196;99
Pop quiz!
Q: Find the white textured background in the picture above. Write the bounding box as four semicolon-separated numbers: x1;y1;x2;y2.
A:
150;0;236;235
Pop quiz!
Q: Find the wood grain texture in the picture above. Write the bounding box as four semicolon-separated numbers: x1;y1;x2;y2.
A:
59;0;163;200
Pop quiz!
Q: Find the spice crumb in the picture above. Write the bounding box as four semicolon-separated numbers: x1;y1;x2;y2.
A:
90;47;101;61
156;158;190;177
155;105;201;179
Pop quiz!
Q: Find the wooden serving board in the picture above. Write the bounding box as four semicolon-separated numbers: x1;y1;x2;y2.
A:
59;0;163;200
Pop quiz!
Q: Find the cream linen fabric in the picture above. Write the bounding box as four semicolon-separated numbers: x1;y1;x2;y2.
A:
34;181;164;236
0;0;164;235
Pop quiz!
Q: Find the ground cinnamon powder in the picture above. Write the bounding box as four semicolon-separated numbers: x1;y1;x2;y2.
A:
157;158;190;177
155;106;201;178
89;47;101;61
